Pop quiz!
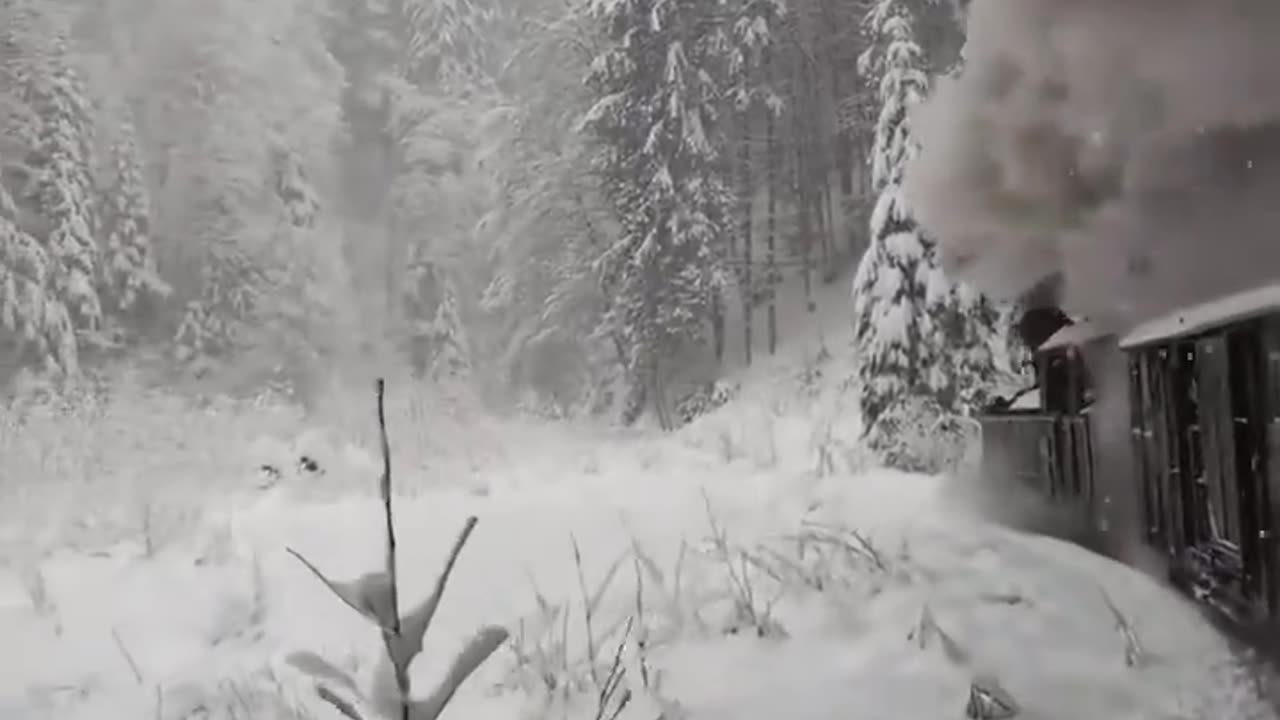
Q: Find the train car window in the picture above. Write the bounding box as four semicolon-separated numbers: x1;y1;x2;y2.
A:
1038;347;1094;414
1050;356;1064;409
1066;349;1081;413
1076;351;1096;410
1040;353;1070;412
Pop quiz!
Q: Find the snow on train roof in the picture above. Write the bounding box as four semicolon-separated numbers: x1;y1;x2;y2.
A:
1119;281;1280;349
1037;319;1111;352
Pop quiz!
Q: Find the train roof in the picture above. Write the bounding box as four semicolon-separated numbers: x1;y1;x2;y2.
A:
1037;319;1112;352
1119;281;1280;349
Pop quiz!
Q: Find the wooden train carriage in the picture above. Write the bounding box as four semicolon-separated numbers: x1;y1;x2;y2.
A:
1119;282;1280;621
977;281;1280;626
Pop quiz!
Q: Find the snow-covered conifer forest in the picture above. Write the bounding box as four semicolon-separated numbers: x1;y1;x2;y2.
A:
2;0;1277;717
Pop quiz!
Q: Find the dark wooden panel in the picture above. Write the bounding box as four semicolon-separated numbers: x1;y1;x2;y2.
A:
1054;419;1073;500
1260;315;1280;614
1227;327;1268;610
1129;354;1155;540
1269;418;1280;615
1062;415;1093;500
1197;335;1241;548
1167;343;1198;555
979;414;1059;495
1146;350;1173;547
1152;349;1171;547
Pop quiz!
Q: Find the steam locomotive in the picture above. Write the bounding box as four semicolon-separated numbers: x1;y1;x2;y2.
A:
978;281;1280;626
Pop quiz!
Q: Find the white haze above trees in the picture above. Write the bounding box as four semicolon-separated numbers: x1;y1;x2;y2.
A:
0;0;1005;455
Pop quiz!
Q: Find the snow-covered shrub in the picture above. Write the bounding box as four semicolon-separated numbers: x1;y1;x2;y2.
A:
862;395;976;475
796;345;832;399
674;380;740;426
513;388;571;421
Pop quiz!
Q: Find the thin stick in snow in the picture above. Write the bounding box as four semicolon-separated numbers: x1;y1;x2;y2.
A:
111;626;144;684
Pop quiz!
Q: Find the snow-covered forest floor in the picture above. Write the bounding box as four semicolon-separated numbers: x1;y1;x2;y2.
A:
2;323;1274;720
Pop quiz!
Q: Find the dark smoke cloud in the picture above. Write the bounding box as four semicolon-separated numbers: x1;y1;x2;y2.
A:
904;0;1280;329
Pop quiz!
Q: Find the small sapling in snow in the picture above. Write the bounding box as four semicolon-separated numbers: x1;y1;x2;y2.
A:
286;379;508;720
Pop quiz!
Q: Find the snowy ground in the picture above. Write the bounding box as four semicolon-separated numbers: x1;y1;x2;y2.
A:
1;378;1276;720
0;282;1270;719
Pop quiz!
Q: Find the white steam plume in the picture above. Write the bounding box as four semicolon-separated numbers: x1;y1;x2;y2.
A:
905;0;1280;328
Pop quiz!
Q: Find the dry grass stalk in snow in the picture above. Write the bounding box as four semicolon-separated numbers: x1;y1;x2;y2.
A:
1098;585;1146;668
697;491;787;638
502;543;632;705
911;603;1026;720
285;379;508;720
503;538;683;720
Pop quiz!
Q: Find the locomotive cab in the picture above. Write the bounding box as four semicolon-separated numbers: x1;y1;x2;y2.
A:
978;319;1109;507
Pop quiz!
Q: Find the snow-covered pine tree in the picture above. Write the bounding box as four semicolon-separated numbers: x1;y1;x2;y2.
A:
923;270;1000;413
99;114;168;325
161;0;345;379
382;83;488;381
0;153;75;376
0;5;75;377
26;36;103;347
850;0;933;432
404;256;470;381
852;0;1003;468
583;0;735;428
323;0;494;379
257;146;344;404
478;0;618;412
173;206;264;366
400;0;494;84
0;1;62;155
176;147;335;395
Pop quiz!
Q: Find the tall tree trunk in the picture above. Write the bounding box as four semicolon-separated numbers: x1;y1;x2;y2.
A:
765;43;779;356
817;123;839;286
823;0;856;258
808;97;834;289
791;50;813;317
800;47;830;289
712;294;725;363
802;35;838;287
727;103;740;264
851;79;876;262
650;356;673;431
379;88;401;322
822;171;838;281
740;94;754;366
